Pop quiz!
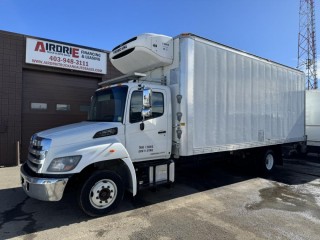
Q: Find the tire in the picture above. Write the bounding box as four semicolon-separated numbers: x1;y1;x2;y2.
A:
258;149;276;175
78;170;124;217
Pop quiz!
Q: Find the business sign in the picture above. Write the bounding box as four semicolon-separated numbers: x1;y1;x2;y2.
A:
26;38;107;74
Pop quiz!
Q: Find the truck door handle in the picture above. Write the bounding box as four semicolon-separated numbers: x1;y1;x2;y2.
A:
158;130;166;134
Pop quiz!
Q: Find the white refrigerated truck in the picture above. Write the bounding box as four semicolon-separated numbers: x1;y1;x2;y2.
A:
20;33;305;216
306;90;320;153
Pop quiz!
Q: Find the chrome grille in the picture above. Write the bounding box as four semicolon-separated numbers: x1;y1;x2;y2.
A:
27;134;51;173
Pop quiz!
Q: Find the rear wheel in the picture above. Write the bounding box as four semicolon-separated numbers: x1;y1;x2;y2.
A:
258;149;276;175
265;151;274;170
78;171;124;217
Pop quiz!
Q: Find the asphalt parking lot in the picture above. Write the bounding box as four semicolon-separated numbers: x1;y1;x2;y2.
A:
1;154;320;240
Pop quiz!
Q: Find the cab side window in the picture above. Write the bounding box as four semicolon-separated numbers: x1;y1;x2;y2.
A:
130;91;164;123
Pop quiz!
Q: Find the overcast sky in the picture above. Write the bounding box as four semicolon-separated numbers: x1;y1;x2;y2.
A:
1;0;320;69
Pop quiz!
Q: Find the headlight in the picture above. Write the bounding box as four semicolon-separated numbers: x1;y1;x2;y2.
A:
47;155;82;172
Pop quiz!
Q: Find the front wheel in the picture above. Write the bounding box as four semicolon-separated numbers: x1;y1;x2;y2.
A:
78;171;124;217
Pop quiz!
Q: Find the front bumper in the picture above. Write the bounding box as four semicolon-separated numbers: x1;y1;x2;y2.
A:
20;163;69;201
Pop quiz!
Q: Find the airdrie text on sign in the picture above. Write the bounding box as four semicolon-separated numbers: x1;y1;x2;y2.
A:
26;38;107;74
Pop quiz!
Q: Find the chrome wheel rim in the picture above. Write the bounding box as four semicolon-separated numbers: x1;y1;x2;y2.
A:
89;179;117;209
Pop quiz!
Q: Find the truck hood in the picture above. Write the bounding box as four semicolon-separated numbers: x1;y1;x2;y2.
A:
37;121;122;147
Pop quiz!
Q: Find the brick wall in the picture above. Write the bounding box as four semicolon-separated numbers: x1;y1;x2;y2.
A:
0;31;24;166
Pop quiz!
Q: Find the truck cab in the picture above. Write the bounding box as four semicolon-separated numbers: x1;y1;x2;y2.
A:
21;81;174;216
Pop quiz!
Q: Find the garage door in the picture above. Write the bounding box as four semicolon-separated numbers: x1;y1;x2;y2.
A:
22;70;99;161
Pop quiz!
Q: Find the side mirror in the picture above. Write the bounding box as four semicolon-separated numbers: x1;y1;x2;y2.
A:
143;88;152;108
142;108;152;118
141;88;152;119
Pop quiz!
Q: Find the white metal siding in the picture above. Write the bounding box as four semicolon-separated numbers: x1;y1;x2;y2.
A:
179;37;305;156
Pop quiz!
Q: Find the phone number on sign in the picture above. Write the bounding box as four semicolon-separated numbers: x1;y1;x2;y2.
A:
49;56;89;66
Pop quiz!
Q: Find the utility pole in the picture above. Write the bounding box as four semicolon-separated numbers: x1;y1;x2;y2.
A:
297;0;318;89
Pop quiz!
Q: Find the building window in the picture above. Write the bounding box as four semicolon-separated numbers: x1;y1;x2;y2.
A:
31;103;47;110
56;104;71;111
80;105;90;112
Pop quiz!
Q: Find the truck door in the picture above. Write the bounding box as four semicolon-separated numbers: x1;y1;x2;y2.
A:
125;88;169;162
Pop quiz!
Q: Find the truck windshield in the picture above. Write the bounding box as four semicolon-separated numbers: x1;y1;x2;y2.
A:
88;86;128;122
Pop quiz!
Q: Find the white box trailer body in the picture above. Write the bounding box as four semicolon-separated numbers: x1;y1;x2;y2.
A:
110;34;305;157
174;35;305;156
306;90;320;149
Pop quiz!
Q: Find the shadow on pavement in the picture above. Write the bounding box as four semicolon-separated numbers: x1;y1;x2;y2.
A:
1;155;319;239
